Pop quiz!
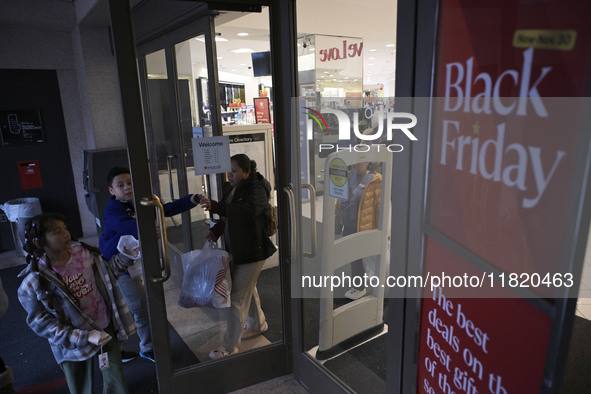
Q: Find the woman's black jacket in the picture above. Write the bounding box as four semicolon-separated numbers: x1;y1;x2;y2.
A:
210;172;277;265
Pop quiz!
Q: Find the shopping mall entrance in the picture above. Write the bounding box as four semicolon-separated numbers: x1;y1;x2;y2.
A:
108;0;591;393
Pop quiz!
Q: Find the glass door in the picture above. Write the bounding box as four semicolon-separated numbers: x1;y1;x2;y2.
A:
139;28;217;372
142;39;211;258
288;0;403;392
289;98;395;393
108;3;291;392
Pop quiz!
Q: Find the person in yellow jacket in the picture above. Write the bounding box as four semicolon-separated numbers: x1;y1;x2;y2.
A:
357;165;384;282
336;161;382;300
357;167;382;233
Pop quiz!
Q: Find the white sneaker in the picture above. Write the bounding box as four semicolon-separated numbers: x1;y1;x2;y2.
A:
241;321;269;339
209;345;238;360
345;288;366;300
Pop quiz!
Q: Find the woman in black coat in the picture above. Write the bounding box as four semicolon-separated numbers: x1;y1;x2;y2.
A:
200;153;276;359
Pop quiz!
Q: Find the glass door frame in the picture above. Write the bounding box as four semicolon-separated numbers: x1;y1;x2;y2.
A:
109;1;291;392
283;0;410;393
136;11;215;255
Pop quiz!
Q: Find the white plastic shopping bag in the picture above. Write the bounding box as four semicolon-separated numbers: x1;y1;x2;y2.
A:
179;240;232;308
117;235;143;278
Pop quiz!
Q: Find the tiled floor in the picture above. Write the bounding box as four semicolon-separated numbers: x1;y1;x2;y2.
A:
229;374;308;393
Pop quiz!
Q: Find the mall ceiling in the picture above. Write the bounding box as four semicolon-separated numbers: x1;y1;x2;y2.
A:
212;0;396;87
0;0;396;88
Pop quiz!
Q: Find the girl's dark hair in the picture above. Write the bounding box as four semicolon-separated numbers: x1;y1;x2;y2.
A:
23;213;67;271
231;153;257;178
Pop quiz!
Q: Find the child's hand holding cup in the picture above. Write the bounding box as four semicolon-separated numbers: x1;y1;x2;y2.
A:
88;330;112;346
117;235;141;260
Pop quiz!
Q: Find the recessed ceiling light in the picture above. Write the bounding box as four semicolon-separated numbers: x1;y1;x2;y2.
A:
324;71;329;74
196;37;228;42
217;56;223;59
237;32;249;37
231;48;255;53
369;49;377;52
369;57;375;60
386;44;395;47
240;64;246;66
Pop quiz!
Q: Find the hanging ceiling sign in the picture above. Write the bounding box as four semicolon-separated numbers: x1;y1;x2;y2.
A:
315;35;363;76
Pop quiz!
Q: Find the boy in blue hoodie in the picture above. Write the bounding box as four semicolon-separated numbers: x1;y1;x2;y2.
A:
99;167;202;362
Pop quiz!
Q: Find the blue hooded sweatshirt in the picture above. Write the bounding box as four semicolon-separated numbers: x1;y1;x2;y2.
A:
99;194;198;259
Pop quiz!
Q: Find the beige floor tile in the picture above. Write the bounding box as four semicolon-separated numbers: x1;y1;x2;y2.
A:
228;374;308;394
183;326;226;361
576;303;591;320
164;286;229;338
576;298;591;305
186;318;272;361
581;277;591;288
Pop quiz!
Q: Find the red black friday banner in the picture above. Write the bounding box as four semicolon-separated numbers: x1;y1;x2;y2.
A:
417;1;591;393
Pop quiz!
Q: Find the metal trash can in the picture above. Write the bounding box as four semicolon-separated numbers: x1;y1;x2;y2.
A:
1;198;42;256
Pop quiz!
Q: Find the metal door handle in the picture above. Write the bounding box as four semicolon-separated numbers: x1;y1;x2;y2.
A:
140;195;171;283
166;154;177;200
302;183;317;258
283;185;297;262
